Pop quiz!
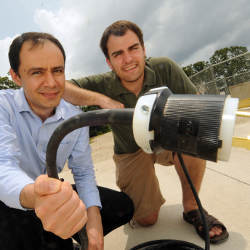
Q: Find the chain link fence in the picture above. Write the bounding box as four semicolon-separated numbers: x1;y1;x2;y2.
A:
189;52;250;96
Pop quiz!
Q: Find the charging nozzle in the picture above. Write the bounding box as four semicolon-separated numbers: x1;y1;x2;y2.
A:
133;87;239;162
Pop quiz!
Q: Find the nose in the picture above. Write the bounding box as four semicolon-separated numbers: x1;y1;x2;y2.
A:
44;72;56;88
123;51;133;64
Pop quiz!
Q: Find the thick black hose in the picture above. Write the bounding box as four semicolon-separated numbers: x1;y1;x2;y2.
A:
46;109;134;249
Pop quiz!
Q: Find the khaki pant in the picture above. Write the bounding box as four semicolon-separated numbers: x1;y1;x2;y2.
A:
113;149;174;220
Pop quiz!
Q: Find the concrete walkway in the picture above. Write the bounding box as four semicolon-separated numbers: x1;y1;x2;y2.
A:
60;113;250;250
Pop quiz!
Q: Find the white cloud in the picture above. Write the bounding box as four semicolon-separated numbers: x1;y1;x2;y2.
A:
0;36;18;77
34;8;86;78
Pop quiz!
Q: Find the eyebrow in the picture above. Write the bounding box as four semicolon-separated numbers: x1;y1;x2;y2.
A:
26;67;43;75
111;50;122;57
27;66;64;74
53;66;65;71
111;42;140;57
128;43;140;50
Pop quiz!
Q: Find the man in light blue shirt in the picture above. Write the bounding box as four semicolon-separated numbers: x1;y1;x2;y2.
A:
0;88;100;211
0;32;133;250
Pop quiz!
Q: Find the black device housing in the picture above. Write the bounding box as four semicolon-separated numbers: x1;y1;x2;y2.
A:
148;88;225;162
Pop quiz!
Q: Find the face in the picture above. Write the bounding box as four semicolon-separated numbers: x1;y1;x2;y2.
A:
106;30;146;86
10;40;65;120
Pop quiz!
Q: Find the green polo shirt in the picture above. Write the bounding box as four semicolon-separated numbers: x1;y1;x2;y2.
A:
71;57;197;154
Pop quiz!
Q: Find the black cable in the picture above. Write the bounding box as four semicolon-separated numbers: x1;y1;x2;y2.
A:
130;239;204;250
177;152;210;250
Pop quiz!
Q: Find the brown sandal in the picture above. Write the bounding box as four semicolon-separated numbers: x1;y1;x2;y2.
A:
183;209;229;244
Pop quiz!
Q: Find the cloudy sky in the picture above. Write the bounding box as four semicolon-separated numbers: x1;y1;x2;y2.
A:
1;0;250;79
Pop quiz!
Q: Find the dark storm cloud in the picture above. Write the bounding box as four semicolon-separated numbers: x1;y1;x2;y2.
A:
66;0;250;77
145;0;250;65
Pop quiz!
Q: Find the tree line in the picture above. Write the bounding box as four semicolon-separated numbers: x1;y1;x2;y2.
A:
182;46;249;79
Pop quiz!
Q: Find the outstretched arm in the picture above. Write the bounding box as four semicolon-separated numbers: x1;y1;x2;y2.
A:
64;81;124;109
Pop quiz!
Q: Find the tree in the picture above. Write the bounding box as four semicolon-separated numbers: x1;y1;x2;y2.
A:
209;46;247;65
0;76;19;90
209;46;249;83
183;61;209;77
182;65;195;77
193;61;209;73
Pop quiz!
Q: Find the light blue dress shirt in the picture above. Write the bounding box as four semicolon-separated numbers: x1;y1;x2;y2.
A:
0;88;101;210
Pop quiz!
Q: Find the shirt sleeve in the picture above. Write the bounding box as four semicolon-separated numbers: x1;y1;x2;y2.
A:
67;126;101;209
170;59;197;94
166;58;197;94
0;106;34;210
148;57;197;94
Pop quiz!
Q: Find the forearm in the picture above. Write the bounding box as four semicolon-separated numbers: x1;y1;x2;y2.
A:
64;81;107;106
64;81;124;109
87;206;102;223
86;206;104;249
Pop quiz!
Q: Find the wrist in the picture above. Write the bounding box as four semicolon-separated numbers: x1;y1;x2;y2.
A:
93;93;108;107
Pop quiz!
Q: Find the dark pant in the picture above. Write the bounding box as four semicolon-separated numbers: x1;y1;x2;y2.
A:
0;186;134;250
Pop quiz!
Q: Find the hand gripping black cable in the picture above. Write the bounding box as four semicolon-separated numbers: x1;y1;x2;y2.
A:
46;109;133;250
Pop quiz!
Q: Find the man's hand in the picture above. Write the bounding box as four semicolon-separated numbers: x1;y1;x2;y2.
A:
20;175;88;239
86;206;104;250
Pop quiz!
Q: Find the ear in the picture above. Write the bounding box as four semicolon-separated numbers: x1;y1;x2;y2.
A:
106;58;113;71
9;69;22;87
143;46;146;58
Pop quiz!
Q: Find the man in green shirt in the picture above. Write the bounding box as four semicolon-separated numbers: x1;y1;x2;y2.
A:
64;20;228;244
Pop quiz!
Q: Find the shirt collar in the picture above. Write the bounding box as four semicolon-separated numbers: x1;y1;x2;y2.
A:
110;74;129;97
143;60;157;88
15;88;65;121
15;88;31;113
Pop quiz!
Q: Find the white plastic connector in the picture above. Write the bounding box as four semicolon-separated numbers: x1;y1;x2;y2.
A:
133;94;156;153
217;96;239;161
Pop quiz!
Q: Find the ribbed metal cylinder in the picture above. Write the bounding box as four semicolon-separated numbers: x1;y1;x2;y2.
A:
154;95;226;162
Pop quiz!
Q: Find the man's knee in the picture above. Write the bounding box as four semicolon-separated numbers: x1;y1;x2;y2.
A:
136;211;159;226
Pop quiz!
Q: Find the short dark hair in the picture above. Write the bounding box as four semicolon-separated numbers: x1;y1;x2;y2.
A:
100;20;144;59
8;32;66;74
